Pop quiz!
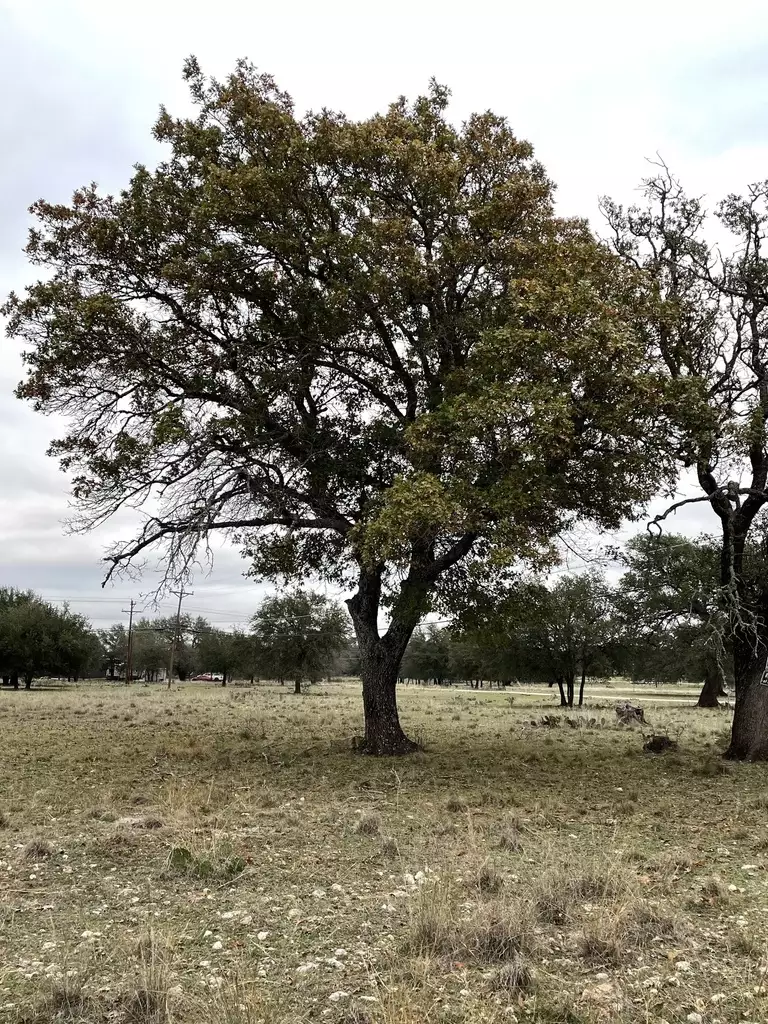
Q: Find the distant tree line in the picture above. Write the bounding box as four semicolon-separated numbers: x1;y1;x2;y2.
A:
0;588;101;688
398;532;733;708
1;588;352;691
0;535;734;704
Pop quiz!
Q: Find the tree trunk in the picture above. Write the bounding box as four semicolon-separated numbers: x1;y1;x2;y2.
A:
725;636;768;759
11;674;18;690
358;651;417;754
578;665;587;707
697;664;722;708
2;676;8;687
24;674;33;690
346;567;428;755
566;674;575;708
221;671;227;687
294;678;302;695
556;679;567;706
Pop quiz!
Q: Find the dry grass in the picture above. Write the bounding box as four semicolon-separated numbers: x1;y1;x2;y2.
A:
1;679;768;1024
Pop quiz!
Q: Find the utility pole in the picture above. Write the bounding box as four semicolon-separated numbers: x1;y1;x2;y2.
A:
168;587;192;689
122;598;135;685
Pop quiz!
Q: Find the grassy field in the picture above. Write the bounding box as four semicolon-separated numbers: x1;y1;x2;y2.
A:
1;680;767;1024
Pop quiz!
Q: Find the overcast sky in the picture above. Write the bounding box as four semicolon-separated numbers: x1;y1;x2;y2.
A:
1;0;767;627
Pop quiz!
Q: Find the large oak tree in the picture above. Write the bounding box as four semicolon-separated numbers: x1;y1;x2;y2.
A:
5;61;681;753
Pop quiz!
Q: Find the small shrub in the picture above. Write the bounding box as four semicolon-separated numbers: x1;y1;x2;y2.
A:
85;807;118;822
446;796;468;813
474;861;504;896
354;812;381;836
165;842;245;880
701;876;729;905
533;865;623;925
646;848;695;877
407;886;455;957
92;829;143;861
495;826;522;852
643;734;678;754
203;975;278;1024
122;930;173;1024
730;929;763;958
491;953;533;994
380;836;400;858
135;816;165;830
30;976;98;1022
579;900;676;964
22;838;53;861
461;900;535;963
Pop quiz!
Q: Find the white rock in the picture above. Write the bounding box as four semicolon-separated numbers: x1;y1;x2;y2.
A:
326;958;345;969
675;961;692;973
287;908;301;919
403;873;416;887
312;888;326;898
334;948;348;958
686;1014;703;1024
296;962;318;974
328;991;349;1002
595;972;609;981
240;915;253;925
331;883;344;893
257;931;269;942
211;941;223;950
742;864;758;870
582;981;621;1005
711;993;727;1004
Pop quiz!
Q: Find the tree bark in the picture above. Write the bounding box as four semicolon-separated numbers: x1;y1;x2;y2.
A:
11;674;18;690
347;569;419;755
294;678;302;695
556;679;567;706
578;665;587;707
358;648;417;754
725;635;768;759
697;662;723;708
24;674;32;690
565;674;575;707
